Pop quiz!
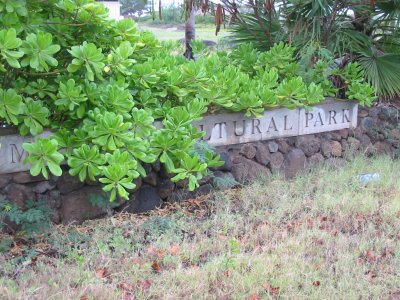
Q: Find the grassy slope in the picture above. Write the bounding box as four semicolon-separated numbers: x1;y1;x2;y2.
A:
1;155;400;299
139;24;231;42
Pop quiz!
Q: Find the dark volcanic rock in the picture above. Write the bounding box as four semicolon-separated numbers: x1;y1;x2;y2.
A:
359;134;372;148
361;117;375;131
168;184;213;203
231;156;271;183
282;149;306;179
338;129;349;139
295;135;321;157
0;174;12;190
255;142;271;166
276;139;290;154
347;137;361;153
219;152;233;172
321;140;342;157
60;186;106;224
157;180;175;199
308;153;325;167
13;172;45;184
240;144;257;159
33;181;56;194
126;186;162;213
57;172;84;194
3;183;36;209
373;141;393;154
267;141;279;153
143;172;159;187
269;152;284;172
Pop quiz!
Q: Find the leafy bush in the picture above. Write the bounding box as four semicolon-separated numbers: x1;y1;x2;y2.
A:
0;1;375;202
226;0;400;98
0;197;51;235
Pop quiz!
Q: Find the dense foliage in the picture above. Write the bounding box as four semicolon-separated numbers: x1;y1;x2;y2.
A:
0;0;375;202
224;0;400;98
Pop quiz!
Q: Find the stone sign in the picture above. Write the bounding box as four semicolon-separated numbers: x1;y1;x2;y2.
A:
194;100;358;146
298;101;358;135
0;131;52;175
0;100;358;175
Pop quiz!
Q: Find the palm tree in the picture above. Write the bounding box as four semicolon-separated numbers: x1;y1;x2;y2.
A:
184;2;197;59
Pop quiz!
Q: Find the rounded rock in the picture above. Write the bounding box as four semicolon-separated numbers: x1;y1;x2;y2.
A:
276;139;290;154
240;144;257;159
282;149;306;179
269;152;284;171
255;142;271;166
267;141;279;153
308;153;325;167
361;117;375;131
295;135;321;157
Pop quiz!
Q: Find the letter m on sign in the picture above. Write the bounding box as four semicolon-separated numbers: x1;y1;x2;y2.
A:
10;144;26;163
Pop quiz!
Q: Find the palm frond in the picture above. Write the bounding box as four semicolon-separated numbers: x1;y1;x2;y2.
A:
358;50;400;97
376;0;400;27
328;27;372;56
230;14;284;50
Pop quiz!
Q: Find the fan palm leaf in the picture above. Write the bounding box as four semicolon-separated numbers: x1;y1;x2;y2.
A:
358;50;400;97
230;14;284;49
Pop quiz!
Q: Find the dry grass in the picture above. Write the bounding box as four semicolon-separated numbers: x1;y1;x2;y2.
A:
1;155;400;300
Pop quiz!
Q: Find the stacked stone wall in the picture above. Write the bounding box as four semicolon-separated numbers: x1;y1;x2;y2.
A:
0;106;399;226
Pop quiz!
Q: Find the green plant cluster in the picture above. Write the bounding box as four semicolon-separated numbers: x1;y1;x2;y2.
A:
133;41;375;117
0;0;223;201
0;1;375;202
0;197;51;235
228;0;400;98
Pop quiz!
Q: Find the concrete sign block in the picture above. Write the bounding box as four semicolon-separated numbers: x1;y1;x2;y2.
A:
298;101;358;135
0;100;358;174
193;108;299;147
0;131;52;175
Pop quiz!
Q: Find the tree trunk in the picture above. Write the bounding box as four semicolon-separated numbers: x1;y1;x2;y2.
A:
184;6;196;59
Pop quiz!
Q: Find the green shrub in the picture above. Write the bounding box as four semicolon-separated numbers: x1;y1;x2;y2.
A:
0;197;51;235
0;1;375;203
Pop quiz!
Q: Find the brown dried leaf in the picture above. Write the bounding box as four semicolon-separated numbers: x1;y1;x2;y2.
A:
265;0;274;12
365;270;378;280
312;281;321;286
152;260;161;273
117;282;134;292
248;293;260;300
364;250;376;262
95;268;107;278
215;4;223;36
138;279;152;290
122;290;135;300
132;257;143;266
263;282;280;296
147;246;164;258
169;244;180;256
306;219;314;229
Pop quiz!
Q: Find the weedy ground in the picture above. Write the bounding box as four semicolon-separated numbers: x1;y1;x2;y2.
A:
1;155;400;300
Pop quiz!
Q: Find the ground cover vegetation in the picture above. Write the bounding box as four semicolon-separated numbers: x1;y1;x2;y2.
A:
0;0;376;203
0;155;399;299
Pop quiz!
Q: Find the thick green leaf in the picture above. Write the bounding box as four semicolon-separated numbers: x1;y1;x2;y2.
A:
0;88;23;125
23;139;64;179
67;42;105;81
20;32;60;71
0;28;23;68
